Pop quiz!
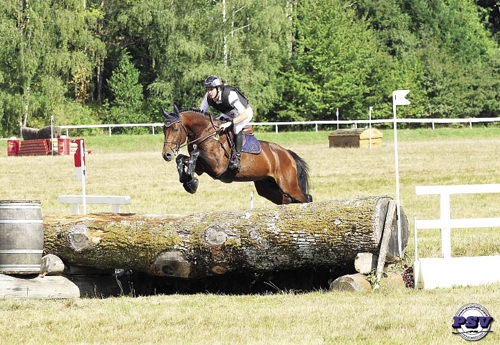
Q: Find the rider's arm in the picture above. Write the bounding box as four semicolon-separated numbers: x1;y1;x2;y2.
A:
200;94;210;113
228;91;248;124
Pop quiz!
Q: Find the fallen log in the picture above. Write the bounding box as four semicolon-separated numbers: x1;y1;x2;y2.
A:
43;197;409;279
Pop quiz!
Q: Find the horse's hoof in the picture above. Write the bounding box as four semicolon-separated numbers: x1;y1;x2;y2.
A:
179;172;191;183
306;194;313;202
183;177;199;194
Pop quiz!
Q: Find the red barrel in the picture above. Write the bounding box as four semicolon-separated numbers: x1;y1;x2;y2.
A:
7;138;20;156
58;136;70;155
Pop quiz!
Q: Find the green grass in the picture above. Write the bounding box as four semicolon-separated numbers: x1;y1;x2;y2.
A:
1;127;500;344
0;287;499;344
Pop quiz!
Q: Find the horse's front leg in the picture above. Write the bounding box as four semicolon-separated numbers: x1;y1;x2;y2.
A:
187;149;200;177
175;152;199;194
176;154;191;183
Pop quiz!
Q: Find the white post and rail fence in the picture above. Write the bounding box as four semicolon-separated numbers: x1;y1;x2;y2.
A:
413;184;500;289
46;117;500;137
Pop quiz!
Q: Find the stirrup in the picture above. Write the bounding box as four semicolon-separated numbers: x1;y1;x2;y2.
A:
229;154;241;171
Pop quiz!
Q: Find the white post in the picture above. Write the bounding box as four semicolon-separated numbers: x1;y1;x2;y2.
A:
440;193;451;258
50;115;54;156
369;106;373;149
392;90;411;258
80;140;87;215
392;101;402;257
336;108;339;129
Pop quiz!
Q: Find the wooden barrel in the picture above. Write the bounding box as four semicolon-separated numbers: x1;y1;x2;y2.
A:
0;200;44;274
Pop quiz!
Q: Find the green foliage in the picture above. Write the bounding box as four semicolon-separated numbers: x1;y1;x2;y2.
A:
0;0;106;133
107;50;146;132
0;0;499;136
278;0;398;121
0;91;23;137
54;101;98;128
402;0;500;118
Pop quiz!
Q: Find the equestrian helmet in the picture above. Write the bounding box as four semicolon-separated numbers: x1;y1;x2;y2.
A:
204;75;223;89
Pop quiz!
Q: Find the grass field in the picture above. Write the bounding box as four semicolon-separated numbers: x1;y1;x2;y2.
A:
1;126;500;344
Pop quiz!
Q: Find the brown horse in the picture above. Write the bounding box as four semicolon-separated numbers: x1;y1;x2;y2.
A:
162;105;312;205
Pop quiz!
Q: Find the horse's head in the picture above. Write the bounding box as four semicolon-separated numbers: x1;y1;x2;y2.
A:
162;105;186;162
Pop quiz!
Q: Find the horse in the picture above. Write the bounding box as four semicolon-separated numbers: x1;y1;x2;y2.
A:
161;105;312;205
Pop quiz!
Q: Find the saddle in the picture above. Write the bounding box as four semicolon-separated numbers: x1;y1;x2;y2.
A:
232;125;261;154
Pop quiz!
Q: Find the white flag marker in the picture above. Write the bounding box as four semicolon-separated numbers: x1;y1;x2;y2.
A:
393;90;411;106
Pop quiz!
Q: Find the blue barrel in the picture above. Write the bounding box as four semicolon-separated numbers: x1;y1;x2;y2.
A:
0;200;44;274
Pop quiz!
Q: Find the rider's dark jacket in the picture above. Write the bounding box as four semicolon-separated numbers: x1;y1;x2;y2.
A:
207;86;248;114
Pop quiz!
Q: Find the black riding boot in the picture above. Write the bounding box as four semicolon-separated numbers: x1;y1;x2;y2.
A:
229;131;243;171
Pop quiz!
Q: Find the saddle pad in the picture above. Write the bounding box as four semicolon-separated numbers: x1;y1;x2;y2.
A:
242;134;261;154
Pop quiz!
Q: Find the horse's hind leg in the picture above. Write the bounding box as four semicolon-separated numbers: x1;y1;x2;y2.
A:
254;179;289;205
254;176;306;205
275;173;309;203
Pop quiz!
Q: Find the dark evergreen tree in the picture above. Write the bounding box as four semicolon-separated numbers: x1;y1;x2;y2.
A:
107;50;146;132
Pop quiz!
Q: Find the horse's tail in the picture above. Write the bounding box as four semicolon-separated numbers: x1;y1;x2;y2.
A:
288;150;312;202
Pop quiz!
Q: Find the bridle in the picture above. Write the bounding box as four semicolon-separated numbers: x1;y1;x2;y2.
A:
163;119;186;156
163;116;223;156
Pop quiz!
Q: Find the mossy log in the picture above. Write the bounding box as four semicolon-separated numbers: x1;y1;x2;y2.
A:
43;196;408;279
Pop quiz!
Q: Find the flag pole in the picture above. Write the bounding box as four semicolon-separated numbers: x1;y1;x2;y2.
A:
369;106;373;149
392;90;410;258
80;139;87;215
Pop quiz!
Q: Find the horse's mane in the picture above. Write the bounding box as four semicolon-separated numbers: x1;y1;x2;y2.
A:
180;107;215;118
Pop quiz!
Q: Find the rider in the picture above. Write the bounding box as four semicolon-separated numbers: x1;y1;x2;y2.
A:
200;75;253;171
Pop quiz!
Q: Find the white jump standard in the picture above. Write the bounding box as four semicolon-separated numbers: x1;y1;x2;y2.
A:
58;195;131;214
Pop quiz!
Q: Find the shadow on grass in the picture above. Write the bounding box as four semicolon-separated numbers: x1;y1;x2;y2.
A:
82;264;357;297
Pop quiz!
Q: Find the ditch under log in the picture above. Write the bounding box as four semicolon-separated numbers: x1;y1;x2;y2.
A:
43;196;408;279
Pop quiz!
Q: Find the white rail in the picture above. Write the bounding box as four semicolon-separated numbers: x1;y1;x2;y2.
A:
414;184;500;289
52;117;500;136
58;195;131;214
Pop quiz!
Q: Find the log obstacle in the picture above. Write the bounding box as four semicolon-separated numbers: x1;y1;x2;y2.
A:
42;196;409;280
21;126;62;140
0;196;409;297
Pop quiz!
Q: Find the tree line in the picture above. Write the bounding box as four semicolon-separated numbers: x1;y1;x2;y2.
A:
1;0;499;136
